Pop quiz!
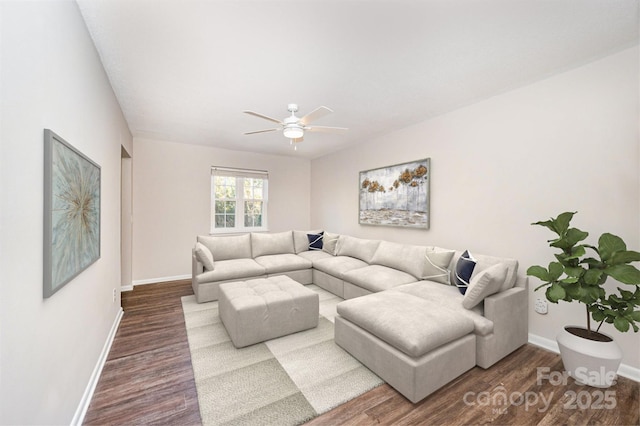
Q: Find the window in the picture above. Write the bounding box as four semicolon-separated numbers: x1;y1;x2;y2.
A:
211;167;268;233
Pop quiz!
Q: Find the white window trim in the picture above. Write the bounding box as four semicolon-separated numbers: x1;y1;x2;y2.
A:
210;167;269;234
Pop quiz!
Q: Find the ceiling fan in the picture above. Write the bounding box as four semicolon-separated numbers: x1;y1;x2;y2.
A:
243;104;348;150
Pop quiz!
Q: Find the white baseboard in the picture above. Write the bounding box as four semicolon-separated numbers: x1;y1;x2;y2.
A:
121;284;134;292
528;333;640;382
132;274;191;286
71;307;124;426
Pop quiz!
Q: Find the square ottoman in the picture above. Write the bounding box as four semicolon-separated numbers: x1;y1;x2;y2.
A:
219;275;319;348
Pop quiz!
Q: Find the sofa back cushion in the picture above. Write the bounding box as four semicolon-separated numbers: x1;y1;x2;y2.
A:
336;235;380;263
197;234;252;261
251;231;294;257
449;251;518;291
370;241;426;279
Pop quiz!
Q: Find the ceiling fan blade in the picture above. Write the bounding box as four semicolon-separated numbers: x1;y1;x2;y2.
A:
306;125;348;133
300;106;333;125
244;128;279;135
244;110;283;125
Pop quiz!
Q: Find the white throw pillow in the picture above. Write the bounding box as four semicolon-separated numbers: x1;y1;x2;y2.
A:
422;247;455;284
195;242;215;271
322;232;340;255
462;263;508;309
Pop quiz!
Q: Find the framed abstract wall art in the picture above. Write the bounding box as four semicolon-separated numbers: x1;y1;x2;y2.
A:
43;129;101;298
359;158;430;229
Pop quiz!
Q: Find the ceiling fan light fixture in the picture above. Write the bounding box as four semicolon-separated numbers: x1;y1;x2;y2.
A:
283;126;304;139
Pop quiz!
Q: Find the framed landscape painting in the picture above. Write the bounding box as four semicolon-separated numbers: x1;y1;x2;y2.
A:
43;129;101;298
359;158;430;229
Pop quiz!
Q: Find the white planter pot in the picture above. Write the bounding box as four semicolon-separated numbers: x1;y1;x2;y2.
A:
556;326;622;388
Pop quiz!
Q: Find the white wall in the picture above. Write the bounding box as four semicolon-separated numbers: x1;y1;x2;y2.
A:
311;48;640;370
132;138;311;283
0;1;132;424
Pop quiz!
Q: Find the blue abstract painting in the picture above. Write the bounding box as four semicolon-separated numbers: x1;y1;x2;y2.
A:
44;130;100;297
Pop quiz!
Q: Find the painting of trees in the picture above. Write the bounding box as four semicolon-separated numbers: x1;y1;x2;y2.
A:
358;158;430;229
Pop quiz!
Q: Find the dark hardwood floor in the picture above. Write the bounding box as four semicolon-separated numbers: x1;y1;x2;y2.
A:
84;280;639;425
83;280;201;425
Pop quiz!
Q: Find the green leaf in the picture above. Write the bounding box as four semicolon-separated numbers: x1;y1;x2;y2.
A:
550;228;589;249
564;266;584;277
587;286;602;301
527;265;549;281
610;250;640;265
546;282;566;302
631;311;640;322
549;262;564;281
555;212;576;235
532;211;576;236
583;269;604;285
599;233;627;262
606;264;640;284
582;257;602;267
565;284;582;299
592;309;606;322
532;219;558;235
567;245;586;260
614;317;630;333
618;288;634;300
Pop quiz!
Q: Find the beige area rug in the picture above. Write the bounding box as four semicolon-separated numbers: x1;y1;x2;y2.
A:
182;285;384;426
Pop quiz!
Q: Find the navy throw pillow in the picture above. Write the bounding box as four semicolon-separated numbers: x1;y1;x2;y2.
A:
454;250;476;295
307;232;324;250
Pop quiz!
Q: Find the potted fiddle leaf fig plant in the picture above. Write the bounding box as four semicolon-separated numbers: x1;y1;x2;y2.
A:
527;211;640;388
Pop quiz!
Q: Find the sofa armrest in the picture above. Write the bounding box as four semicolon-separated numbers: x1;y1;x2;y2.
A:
476;276;529;368
192;249;204;298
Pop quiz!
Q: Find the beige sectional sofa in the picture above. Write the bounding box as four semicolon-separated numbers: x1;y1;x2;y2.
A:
192;230;528;403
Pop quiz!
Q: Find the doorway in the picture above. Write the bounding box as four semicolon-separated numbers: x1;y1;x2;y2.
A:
121;146;133;291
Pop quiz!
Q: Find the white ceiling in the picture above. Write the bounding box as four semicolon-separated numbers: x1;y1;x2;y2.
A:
77;0;638;159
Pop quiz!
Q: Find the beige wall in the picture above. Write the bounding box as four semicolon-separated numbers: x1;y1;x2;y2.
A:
311;47;640;370
131;138;311;282
0;1;132;424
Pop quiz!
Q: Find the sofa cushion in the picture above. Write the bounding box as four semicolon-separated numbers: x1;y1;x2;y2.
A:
251;231;294;257
198;234;252;260
393;281;494;336
453;250;476;294
370;241;426;279
254;253;313;274
297;250;333;263
195;258;265;283
307;232;324;250
293;229;323;254
322;232;340;255
462;263;508;309
343;265;419;293
313;256;368;278
423;247;455;284
336;235;380;263
195;242;215;271
337;291;474;358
